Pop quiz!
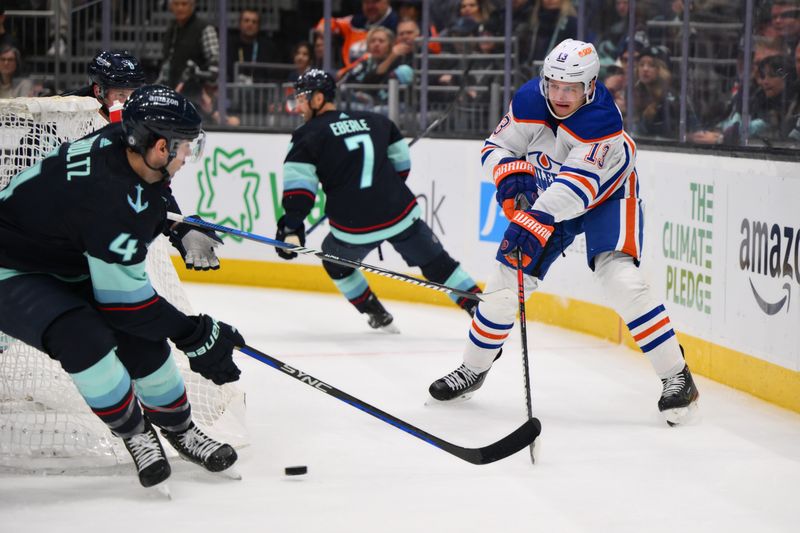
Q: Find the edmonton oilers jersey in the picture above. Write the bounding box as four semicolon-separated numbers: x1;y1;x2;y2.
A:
0;122;170;278
282;110;417;245
482;78;637;223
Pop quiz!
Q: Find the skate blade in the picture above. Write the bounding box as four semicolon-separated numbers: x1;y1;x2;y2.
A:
377;323;401;334
150;482;172;500
217;466;242;480
662;399;699;426
424;391;475;405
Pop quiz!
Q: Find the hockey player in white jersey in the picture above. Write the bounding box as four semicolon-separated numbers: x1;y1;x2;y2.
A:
428;39;699;425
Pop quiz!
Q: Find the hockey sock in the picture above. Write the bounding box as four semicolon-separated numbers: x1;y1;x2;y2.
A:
595;252;685;378
133;356;192;433
330;270;374;311
421;254;482;309
68;348;144;438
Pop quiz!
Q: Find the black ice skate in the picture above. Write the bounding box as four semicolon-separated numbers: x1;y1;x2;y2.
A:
362;293;399;333
658;364;699;426
123;419;171;488
161;422;238;473
429;350;502;402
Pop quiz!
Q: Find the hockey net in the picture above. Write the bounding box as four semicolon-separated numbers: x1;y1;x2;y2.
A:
0;97;247;473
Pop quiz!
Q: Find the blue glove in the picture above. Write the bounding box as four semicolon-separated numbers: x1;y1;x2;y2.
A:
493;160;539;219
497;209;555;272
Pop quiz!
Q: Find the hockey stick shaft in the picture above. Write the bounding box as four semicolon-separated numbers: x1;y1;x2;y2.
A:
168;213;512;306
239;344;540;465
516;249;536;464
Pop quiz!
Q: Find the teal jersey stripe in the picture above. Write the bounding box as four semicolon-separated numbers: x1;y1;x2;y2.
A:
284;161;320;193
331;205;422;245
333;270;369;300
444;265;478;303
134;356;186;407
86;254;154;304
69;349;131;408
387;139;411;173
0;267;88;282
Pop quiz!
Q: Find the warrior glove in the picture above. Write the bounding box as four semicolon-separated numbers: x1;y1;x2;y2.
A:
497;209;555;273
494;159;539;220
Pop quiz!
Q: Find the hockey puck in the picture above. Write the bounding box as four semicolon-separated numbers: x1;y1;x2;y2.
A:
284;465;308;476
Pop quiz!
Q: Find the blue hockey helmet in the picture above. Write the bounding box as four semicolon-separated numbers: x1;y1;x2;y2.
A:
88;50;145;91
294;68;336;102
122;85;205;164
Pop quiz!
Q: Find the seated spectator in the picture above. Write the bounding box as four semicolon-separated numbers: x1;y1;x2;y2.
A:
0;45;36;98
288;41;314;83
631;45;698;140
691;55;799;145
315;0;398;68
395;0;442;54
393;18;419;66
453;0;494;35
770;0;800;52
603;64;627;116
337;26;413;111
158;0;219;106
196;82;241;127
227;8;282;83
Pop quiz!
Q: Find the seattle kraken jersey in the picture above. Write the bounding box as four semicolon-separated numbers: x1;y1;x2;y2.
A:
282;109;417;244
0;123;194;341
482;78;637;223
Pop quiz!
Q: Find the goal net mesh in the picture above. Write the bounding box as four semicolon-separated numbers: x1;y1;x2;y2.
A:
0;97;247;473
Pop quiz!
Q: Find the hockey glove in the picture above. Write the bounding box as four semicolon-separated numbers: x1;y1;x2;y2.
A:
169;216;224;271
494;160;539;220
174;314;244;385
275;214;306;260
497;209;555;272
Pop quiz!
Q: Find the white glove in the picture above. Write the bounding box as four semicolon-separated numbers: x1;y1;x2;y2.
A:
180;229;222;270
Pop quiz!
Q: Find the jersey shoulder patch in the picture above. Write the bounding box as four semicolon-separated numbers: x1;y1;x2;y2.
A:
560;84;623;143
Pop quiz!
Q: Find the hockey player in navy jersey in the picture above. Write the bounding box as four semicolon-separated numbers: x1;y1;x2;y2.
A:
429;39;699;425
63;50;224;271
276;69;482;331
0;86;243;488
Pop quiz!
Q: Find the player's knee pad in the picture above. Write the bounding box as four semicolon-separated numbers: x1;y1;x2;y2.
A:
42;307;117;374
420;251;459;283
115;334;171;380
323;260;356;280
594;251;651;317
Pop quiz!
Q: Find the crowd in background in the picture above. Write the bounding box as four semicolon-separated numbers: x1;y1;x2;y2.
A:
1;0;799;147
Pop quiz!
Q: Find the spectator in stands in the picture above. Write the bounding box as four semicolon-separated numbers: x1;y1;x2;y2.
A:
0;45;36;98
337;26;413;112
770;0;800;52
395;0;442;54
455;0;494;33
615;30;649;74
393;19;419;66
315;0;398;68
158;0;219;105
430;0;464;33
0;9;16;49
311;30;342;72
631;45;698;140
288;41;314;83
691;55;799;145
795;39;800;79
517;0;578;70
437;16;480;88
227;8;281;83
603;64;627;115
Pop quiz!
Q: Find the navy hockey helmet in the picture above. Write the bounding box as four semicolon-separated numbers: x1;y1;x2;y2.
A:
122;85;205;164
88;50;145;91
294;69;336;102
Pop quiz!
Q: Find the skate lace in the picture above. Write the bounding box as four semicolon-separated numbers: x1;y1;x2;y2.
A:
443;365;479;391
126;431;163;472
662;372;686;398
178;426;223;462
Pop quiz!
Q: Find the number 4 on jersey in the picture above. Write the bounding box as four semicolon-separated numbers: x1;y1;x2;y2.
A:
345;134;375;189
109;233;139;262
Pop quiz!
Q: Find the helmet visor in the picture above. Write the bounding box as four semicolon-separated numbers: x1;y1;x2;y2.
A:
170;130;206;164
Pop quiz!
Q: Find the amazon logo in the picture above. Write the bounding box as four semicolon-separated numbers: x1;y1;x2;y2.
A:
739;219;799;316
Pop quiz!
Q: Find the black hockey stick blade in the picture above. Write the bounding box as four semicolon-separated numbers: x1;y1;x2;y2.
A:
239;345;541;465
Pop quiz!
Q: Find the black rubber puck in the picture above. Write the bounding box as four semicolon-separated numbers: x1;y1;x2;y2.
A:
284;465;308;476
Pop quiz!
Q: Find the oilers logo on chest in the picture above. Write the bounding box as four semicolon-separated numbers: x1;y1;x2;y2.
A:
527;151;560;193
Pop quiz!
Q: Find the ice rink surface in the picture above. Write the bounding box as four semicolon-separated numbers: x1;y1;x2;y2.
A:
2;283;799;533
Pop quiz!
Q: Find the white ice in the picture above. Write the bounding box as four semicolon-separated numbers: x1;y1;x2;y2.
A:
2;283;799;533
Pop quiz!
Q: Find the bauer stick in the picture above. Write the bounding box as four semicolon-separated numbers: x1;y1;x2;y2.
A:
239;344;541;465
306;58;476;237
168;213;513;306
516;248;536;464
